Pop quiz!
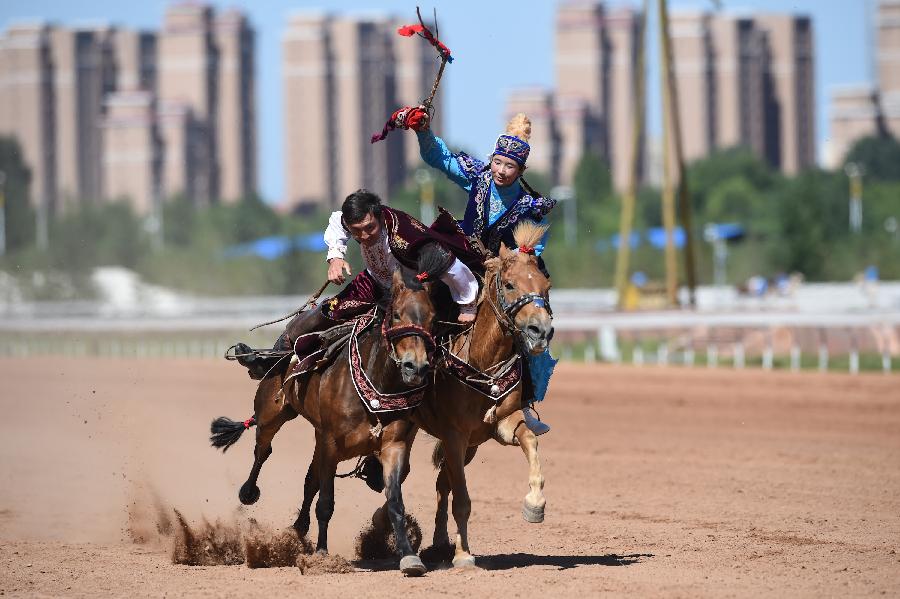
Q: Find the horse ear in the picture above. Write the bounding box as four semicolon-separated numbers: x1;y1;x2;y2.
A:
499;242;512;260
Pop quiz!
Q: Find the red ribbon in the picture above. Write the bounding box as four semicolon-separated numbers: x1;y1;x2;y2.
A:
416;272;429;282
518;246;535;255
396;24;452;62
243;417;255;429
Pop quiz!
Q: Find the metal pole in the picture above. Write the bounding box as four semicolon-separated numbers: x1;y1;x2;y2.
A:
659;0;698;307
414;168;435;226
658;2;678;307
614;0;648;307
845;162;863;233
551;185;575;246
36;195;48;251
0;171;6;257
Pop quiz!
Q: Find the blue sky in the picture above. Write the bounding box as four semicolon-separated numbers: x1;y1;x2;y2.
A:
1;0;874;203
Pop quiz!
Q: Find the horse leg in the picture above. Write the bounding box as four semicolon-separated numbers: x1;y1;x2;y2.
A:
380;440;426;576
240;377;295;505
291;441;321;538
432;445;478;549
514;418;546;523
313;435;338;554
441;435;476;568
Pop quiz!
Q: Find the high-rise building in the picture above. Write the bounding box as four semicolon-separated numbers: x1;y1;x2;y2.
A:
554;1;643;190
50;27;115;207
215;9;255;202
668;11;814;173
755;14;815;173
102;90;162;213
0;23;56;211
877;0;900;137
0;3;255;217
669;12;715;163
555;1;609;183
283;12;335;209
605;7;644;192
283;13;424;211
109;28;157;94
157;3;218;204
827;86;882;167
504;87;560;183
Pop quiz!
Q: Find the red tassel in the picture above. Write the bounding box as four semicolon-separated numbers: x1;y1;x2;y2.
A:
397;24;424;37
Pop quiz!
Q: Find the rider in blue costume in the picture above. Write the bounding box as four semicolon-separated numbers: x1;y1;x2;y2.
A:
415;112;557;435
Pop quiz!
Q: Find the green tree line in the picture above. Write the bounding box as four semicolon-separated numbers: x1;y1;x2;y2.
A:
0;134;898;300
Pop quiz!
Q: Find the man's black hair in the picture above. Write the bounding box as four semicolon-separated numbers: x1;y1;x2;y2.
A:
342;189;383;225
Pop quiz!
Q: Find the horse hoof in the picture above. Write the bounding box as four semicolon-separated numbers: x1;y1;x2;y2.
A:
522;500;545;523
292;516;310;538
239;484;261;505
400;555;427;577
452;555;476;568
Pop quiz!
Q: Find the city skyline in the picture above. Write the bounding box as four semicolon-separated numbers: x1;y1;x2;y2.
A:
0;0;875;204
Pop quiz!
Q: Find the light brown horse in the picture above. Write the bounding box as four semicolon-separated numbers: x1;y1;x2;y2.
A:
413;222;553;567
210;256;445;575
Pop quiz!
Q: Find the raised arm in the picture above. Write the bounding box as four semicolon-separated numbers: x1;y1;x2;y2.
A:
416;129;472;191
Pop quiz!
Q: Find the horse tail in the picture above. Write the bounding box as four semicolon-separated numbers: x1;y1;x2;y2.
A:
209;416;256;452
431;440;444;470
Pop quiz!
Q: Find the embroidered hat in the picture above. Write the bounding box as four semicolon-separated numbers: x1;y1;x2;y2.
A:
492;113;532;166
493;135;531;166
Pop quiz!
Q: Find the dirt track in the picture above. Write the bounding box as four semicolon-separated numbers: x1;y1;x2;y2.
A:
0;357;898;597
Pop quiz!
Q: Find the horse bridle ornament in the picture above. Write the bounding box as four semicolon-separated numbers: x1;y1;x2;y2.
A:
381;304;437;366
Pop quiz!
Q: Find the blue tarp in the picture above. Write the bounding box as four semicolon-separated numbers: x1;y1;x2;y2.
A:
223;233;327;260
646;226;686;249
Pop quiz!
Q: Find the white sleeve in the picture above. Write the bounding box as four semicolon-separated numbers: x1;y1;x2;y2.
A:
324;211;349;262
439;258;479;305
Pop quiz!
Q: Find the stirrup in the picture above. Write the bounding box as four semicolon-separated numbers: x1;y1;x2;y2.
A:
523;406;550;436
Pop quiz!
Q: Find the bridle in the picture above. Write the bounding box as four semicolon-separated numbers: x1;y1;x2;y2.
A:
381;302;437;366
488;256;553;344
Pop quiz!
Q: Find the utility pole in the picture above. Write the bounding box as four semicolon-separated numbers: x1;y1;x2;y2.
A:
658;4;679;307
845;162;863;233
658;0;698;307
551;185;576;246
614;0;648;308
414;168;435;226
0;171;6;257
36;195;48;251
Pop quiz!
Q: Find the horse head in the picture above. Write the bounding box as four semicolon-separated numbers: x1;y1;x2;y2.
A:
384;243;448;386
489;222;553;355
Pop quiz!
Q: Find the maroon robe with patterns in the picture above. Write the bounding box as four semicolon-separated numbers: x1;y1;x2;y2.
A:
322;207;484;321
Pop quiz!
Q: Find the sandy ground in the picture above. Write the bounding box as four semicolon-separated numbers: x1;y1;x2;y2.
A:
0;357;898;597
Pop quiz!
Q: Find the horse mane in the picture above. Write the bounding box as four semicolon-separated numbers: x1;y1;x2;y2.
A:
512;222;548;250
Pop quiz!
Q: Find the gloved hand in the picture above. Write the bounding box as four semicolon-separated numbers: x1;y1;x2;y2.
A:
390;105;430;131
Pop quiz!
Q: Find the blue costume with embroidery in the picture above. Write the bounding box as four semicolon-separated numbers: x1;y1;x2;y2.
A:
416;130;556;256
416;129;557;402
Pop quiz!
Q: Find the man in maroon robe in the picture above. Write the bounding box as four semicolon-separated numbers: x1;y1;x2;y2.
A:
236;189;480;379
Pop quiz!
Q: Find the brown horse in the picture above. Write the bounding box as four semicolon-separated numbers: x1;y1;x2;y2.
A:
210;255;445;575
282;222;552;570
413;222;553;567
